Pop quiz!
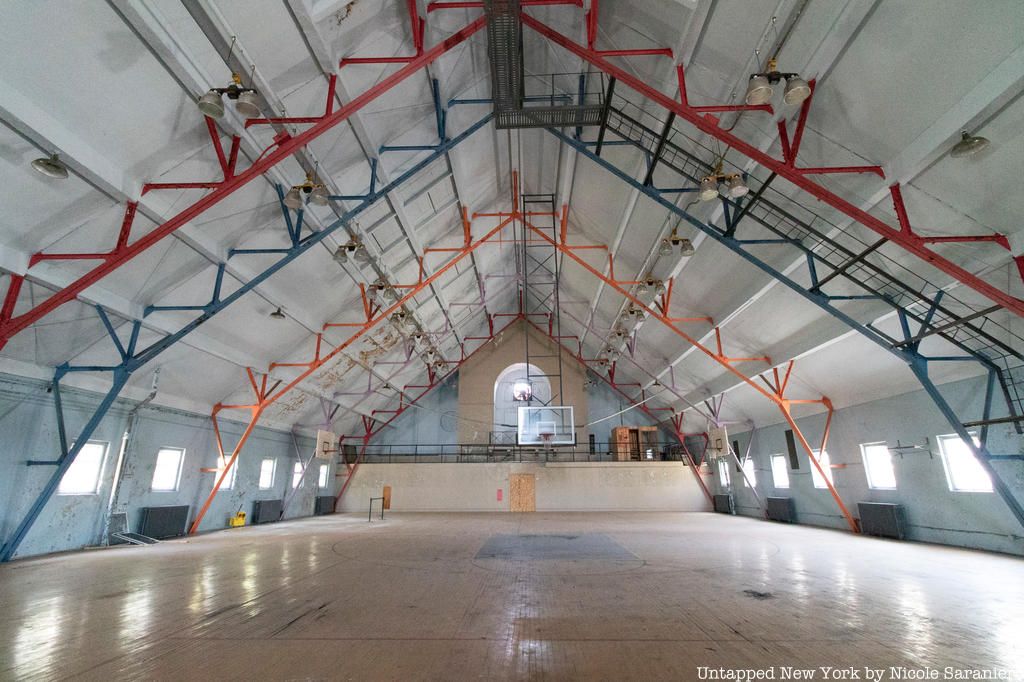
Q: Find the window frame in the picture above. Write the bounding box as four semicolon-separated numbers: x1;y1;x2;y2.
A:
741;456;757;488
258;458;277;490
770;454;790;489
56;440;109;496
716;458;731;488
810;449;833;490
318;463;330;489
291;460;304;489
217;461;238;491
150;447;186;492
937;432;992;493
860;442;897;490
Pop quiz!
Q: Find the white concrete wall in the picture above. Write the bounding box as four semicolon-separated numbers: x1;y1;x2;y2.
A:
338;462;712;512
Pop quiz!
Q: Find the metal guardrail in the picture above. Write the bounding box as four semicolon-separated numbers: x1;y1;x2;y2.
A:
353;442;688;464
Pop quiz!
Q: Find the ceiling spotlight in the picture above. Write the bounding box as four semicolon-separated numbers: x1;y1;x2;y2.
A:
309;184;330;207
699;176;719;202
333;246;348;264
31;153;69;180
637;281;649;296
353;245;371;264
950;130;990;158
658;239;674;257
727;174;749;198
783;76;811;106
655;280;667;297
283;186;304;210
745;74;773;106
270;307;286;320
676;238;695;257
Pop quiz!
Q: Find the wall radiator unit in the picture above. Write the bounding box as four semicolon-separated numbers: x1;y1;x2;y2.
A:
138;505;189;539
713;494;735;514
252;499;283;525
858;502;907;540
766;497;796;523
314;496;335;516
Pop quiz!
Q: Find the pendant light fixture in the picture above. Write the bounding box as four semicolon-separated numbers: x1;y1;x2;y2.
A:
658;239;674;256
950;131;990;158
30;153;69;179
699;175;719;202
196;41;260;120
284;169;330;210
270;307;286;320
746;58;811;106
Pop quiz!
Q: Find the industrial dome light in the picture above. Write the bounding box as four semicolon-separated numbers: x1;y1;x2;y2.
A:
699;176;719;202
637;280;650;296
283;186;304;210
234;90;261;119
309;184;330;207
950;130;990;158
197;90;226;119
658;239;674;257
744;74;773;106
655;280;667;297
783;76;811;106
726;174;749;198
676;237;695;257
333;245;348;264
270;307;286;320
31;153;69;179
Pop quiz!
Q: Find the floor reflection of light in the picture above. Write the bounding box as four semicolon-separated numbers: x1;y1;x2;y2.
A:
993;611;1024;676
789;552;808;603
188;561;216;615
833;561;861;629
119;579;153;644
241;550;260;602
895;580;933;662
12;594;63;675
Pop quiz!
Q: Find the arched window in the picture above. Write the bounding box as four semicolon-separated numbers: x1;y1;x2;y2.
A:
493;363;551;442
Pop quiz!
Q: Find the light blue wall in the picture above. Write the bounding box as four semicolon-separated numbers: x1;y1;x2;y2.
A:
370;373;460;451
584;371;674;448
724;374;1024;556
0;373;330;560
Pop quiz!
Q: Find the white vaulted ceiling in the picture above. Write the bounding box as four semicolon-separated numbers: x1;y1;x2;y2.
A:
0;0;1022;437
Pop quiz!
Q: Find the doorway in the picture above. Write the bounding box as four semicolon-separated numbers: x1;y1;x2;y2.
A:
509;473;536;512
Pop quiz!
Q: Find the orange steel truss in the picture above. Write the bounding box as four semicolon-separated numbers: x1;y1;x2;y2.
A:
188;197;521;533
522;214;858;532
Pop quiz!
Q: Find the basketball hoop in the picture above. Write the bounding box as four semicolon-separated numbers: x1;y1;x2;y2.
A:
539;432;554;450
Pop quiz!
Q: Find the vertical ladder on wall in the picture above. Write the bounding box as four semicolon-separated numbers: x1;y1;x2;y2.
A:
521;191;565;405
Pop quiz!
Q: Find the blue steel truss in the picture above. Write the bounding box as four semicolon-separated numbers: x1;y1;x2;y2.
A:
542;99;1024;530
0;113;493;562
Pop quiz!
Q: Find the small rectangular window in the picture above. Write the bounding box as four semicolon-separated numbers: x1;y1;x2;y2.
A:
861;442;897;490
151;448;185;492
291;461;304;489
742;457;757;488
810;449;833;489
770;454;790;489
318;464;329;489
57;441;108;495
717;459;731;488
938;433;991;493
217;462;238;491
258;459;276;490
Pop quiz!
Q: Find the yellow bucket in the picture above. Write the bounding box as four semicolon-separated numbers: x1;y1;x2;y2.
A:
228;511;247;527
